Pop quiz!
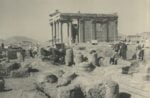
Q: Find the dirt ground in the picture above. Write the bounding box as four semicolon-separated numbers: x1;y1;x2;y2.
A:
0;44;150;98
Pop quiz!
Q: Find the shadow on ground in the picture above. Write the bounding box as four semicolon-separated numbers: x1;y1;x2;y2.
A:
119;92;131;98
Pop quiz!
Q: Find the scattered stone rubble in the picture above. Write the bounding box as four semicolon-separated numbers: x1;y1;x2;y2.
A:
1;44;150;98
86;80;119;98
33;65;120;98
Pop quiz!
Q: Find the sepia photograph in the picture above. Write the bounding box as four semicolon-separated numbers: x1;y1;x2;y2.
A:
0;0;150;98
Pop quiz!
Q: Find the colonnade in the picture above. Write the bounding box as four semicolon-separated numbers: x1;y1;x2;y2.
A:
50;18;117;45
50;20;72;45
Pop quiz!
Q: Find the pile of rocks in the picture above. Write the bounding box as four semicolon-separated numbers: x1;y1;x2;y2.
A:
34;66;120;98
56;80;119;98
74;50;105;73
86;80;119;98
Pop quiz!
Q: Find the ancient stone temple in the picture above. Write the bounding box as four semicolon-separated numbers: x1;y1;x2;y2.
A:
49;10;118;45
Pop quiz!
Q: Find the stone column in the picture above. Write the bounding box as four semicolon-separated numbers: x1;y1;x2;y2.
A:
57;21;60;42
78;20;81;43
77;19;80;43
67;23;69;45
68;21;72;45
92;21;96;40
82;20;85;42
52;21;55;44
94;22;97;40
50;23;53;45
106;21;109;42
78;20;85;43
54;21;57;43
59;21;63;43
115;19;118;41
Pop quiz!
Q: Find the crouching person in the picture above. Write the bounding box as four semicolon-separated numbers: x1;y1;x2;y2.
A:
110;51;119;65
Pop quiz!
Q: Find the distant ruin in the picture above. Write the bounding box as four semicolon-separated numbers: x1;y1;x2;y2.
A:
49;10;118;45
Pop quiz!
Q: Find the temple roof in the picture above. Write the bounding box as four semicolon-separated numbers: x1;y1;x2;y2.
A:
49;11;118;19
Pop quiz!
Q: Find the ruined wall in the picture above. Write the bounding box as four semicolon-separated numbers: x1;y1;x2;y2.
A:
108;20;118;41
78;19;118;43
79;20;92;43
96;23;107;42
84;20;92;42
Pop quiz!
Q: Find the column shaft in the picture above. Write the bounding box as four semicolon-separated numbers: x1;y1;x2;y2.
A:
51;23;53;45
106;21;109;42
83;21;85;42
54;22;56;43
77;19;79;43
92;22;96;40
59;22;63;43
57;21;59;42
115;20;118;41
68;22;72;45
94;23;97;40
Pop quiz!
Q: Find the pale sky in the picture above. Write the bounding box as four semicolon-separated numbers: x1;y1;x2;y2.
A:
0;0;150;42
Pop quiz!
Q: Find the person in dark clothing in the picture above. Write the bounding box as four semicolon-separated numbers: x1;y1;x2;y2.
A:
1;43;4;49
113;43;120;52
29;49;33;58
136;41;144;60
119;42;127;60
21;49;26;61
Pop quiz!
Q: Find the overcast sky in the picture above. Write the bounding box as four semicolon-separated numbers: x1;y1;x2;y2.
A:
0;0;149;42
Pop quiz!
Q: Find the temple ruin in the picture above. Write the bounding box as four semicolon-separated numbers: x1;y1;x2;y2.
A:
49;10;118;45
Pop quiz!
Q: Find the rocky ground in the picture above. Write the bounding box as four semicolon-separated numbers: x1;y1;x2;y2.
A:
0;44;150;98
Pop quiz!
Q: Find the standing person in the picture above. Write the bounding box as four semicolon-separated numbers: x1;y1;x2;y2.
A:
119;41;128;60
1;43;4;49
136;41;141;60
21;49;26;61
118;42;122;57
29;45;33;58
136;41;144;60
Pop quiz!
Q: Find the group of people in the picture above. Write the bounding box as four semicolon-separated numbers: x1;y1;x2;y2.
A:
110;40;144;65
15;45;40;62
115;41;128;60
110;41;127;65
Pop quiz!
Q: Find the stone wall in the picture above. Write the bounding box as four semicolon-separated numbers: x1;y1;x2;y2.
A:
96;23;108;42
78;19;118;43
84;20;93;42
108;20;118;41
